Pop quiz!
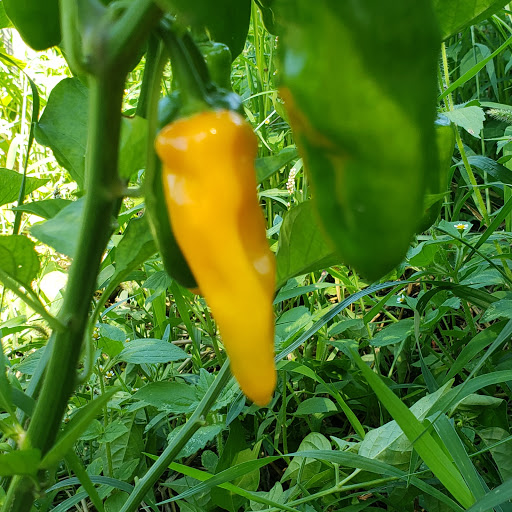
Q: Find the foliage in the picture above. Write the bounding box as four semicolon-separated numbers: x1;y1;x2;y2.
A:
2;0;512;511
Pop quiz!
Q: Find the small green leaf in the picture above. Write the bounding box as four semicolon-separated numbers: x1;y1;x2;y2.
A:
282;432;331;483
40;390;117;469
133;382;198;413
255;147;298;184
295;397;337;416
116;338;188;364
371;319;415;348
168;423;224;459
119;116;148;179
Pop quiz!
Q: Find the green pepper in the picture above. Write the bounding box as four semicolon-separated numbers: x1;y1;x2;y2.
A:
4;0;61;51
198;41;232;90
417;118;455;233
145;91;198;289
277;0;440;280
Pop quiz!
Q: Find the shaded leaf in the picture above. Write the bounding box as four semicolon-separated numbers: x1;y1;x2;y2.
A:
30;198;83;257
0;168;49;207
276;201;340;288
0;235;40;286
12;199;72;219
116;338;188;364
35;78;88;189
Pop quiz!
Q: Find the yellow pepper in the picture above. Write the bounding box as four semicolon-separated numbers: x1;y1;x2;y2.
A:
155;109;276;406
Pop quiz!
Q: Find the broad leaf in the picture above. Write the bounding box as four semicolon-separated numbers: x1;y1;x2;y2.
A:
12;199;72;219
35;78;88;189
30;199;84;257
0;168;48;207
433;0;510;40
155;0;251;59
116;338;188;365
276;201;340;288
0;449;41;476
0;235;40;287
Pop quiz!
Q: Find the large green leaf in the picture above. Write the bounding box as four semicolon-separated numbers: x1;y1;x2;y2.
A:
276;201;341;288
155;0;251;59
0;450;41;476
30;199;84;257
35;78;88;189
0;235;40;287
11;199;72;219
36;78;148;188
433;0;510;40
0;168;48;207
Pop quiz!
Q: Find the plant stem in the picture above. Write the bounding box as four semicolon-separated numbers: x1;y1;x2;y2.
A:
2;72;125;512
119;361;232;512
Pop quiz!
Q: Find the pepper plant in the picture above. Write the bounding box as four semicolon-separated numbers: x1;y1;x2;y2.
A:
1;0;512;511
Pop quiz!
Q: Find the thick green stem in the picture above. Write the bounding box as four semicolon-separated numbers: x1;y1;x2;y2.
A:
3;73;125;512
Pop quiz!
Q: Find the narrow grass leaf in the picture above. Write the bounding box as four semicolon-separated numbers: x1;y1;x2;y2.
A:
465;479;512;512
433;415;486;500
350;350;474;508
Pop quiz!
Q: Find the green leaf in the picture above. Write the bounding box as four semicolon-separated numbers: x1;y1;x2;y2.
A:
444;106;485;137
478;427;512;481
351;350;474;508
255;147;298;184
447;322;504;379
132;382;198;413
0;350;13;416
0;235;40;287
12;199;72;219
116;338;188;364
466;155;512;186
358;382;453;470
0;168;49;207
35;78;145;188
168;423;224;459
433;0;510;40
212;422;260;512
118;116;148;180
0;3;13;29
0;449;41;476
371;318;415;348
40;389;117;469
465;478;512;512
295;397;337;416
99;420;130;444
276;201;340;288
481;299;512;322
30;198;84;257
107;215;157;288
407;241;442;267
156;0;251;59
35;78;88;189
